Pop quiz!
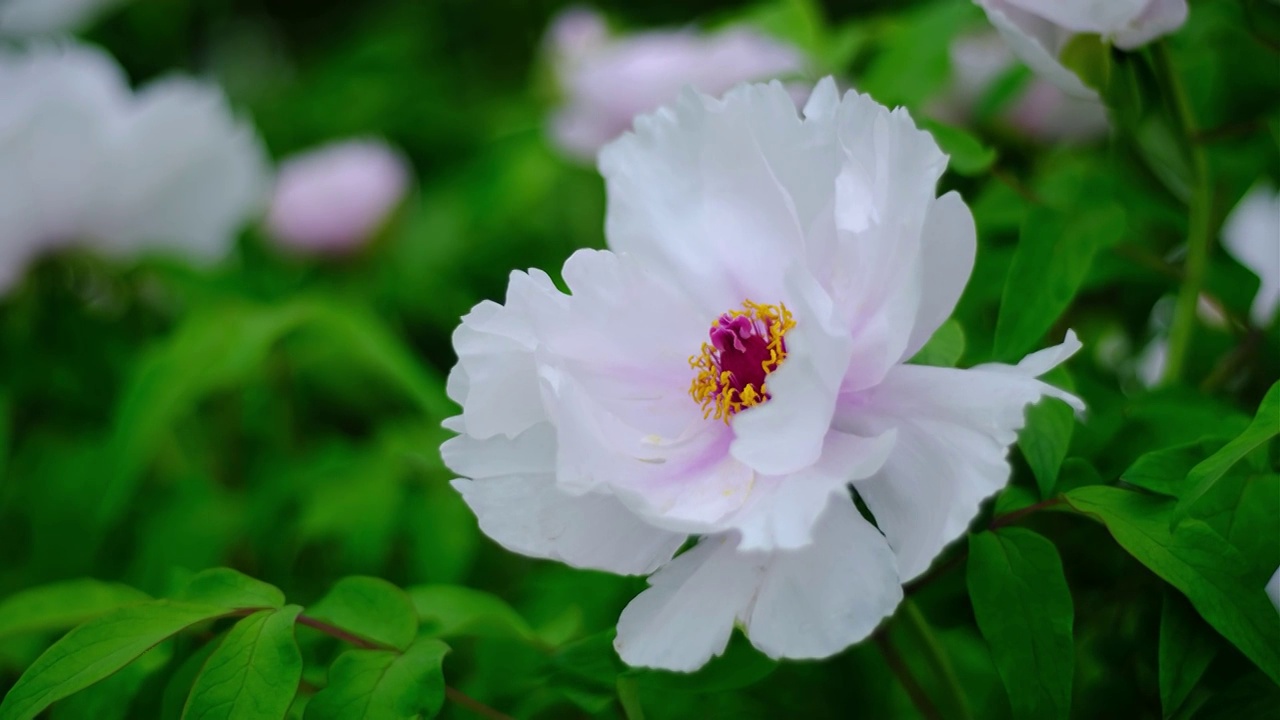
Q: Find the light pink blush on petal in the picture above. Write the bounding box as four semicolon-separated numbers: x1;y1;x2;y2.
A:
266;139;410;254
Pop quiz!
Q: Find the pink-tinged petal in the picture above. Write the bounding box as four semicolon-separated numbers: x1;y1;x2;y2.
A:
744;495;902;659
901;192;977;361
844;332;1083;580
731;429;896;551
266;139;409;254
1221;185;1280;326
548;13;807;160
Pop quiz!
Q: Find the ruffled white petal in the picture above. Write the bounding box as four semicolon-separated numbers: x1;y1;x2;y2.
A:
600;81;832;313
902;191;977;360
615;496;901;670
444;423;685;575
448;270;562;440
743;495;902;659
1221;185;1280;326
845;332;1083;580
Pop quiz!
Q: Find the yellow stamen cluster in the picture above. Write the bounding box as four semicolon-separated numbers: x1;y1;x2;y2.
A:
689;300;795;422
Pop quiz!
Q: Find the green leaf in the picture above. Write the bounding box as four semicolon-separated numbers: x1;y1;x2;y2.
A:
0;601;232;720
994;203;1126;361
1172;382;1279;526
885;600;973;720
967;529;1074;720
305;638;449;720
1058;33;1110;94
182;606;304;720
1160;589;1219;718
408;585;539;645
910;318;966;368
173;568;286;611
0;580;149;641
307;577;418;651
1017;368;1076;497
1121;437;1230;498
1066;486;1280;684
50;643;172;720
920;120;997;176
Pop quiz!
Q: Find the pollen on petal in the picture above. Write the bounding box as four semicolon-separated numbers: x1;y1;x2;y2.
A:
689;300;795;422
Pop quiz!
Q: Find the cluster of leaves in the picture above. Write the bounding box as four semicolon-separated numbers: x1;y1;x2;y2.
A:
1;0;1278;718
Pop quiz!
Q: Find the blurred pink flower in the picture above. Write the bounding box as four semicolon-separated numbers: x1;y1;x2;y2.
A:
546;7;807;160
931;32;1109;143
975;0;1187;98
266;139;410;255
0;41;269;294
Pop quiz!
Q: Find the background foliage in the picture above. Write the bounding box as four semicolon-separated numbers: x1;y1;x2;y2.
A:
1;0;1278;718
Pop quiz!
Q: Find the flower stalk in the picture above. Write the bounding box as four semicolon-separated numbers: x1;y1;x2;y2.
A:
1155;41;1216;385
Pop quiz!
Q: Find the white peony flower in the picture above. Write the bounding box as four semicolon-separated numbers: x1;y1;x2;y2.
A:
266;139;410;255
0;41;269;294
1221;184;1280;327
546;6;807;160
443;79;1082;671
0;0;128;36
931;32;1109;143
974;0;1188;98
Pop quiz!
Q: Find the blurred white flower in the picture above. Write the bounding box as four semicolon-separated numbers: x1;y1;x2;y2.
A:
1269;567;1280;613
974;0;1188;98
1222;184;1280;327
266;139;410;255
931;32;1109;143
546;6;807;160
443;79;1082;671
0;0;128;36
0;41;269;294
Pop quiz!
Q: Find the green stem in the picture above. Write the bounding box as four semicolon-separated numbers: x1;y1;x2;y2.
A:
1154;41;1215;385
900;600;972;720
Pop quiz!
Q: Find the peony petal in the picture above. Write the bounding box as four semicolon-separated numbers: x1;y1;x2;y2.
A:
977;0;1099;99
901;191;977;361
599;81;836;312
616;495;903;670
449;270;563;440
453;475;684;576
1110;0;1189;49
744;495;902;659
614;534;761;670
1002;0;1149;35
1221;185;1280;327
844;332;1083;580
731;428;896;552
